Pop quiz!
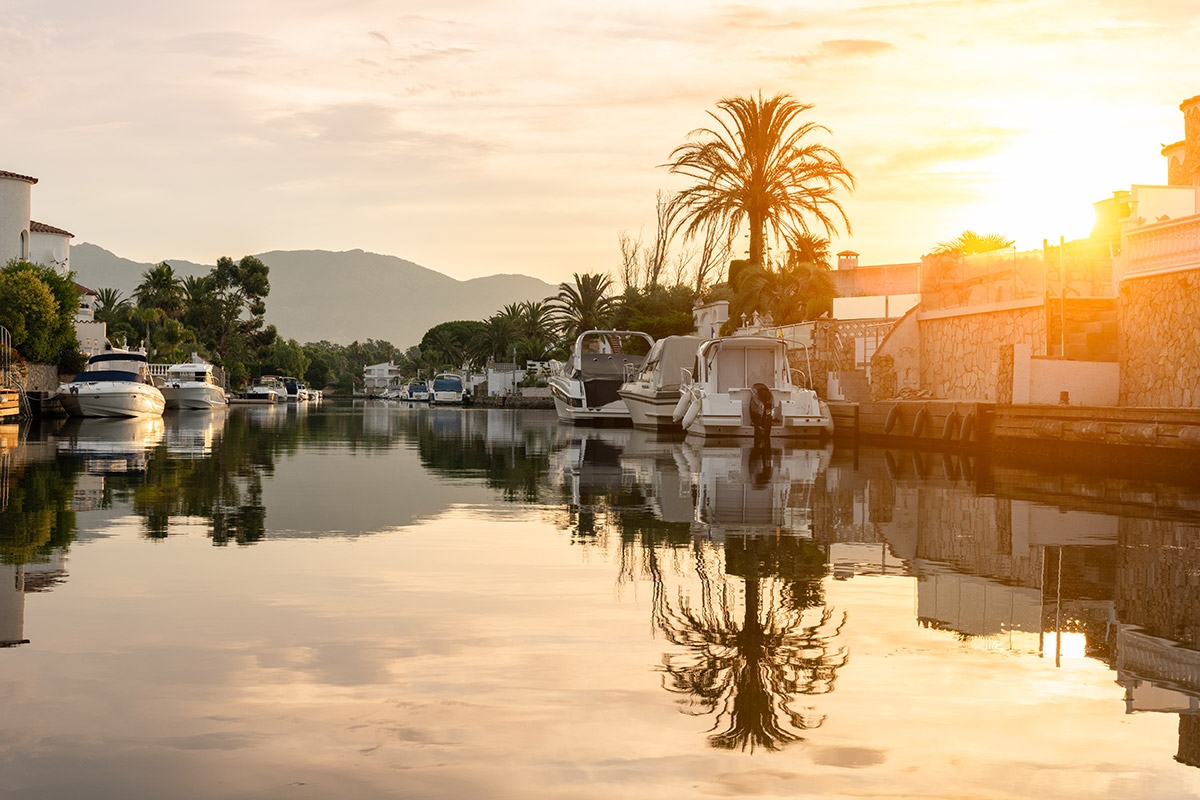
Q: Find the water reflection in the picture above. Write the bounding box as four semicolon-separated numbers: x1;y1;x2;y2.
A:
3;406;1200;778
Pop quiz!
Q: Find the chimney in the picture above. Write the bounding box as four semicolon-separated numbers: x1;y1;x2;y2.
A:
836;250;859;270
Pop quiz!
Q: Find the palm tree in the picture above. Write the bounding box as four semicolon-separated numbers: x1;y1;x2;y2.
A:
929;230;1014;257
134;262;184;320
665;93;854;268
93;288;129;326
548;273;618;341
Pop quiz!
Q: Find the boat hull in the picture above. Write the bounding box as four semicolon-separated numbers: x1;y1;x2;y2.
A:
161;383;228;410
550;377;632;424
617;385;681;430
683;394;834;440
57;381;166;418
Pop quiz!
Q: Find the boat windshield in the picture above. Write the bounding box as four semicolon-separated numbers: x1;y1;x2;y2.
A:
432;378;462;392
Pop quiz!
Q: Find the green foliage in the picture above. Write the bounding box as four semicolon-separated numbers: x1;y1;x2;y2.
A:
548;273;618;341
612;283;697;341
0;259;82;368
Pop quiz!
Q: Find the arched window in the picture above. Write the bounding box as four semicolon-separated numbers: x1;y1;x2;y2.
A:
20;229;29;260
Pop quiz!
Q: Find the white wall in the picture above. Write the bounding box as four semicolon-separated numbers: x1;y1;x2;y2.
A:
0;176;33;263
30;231;70;274
1024;357;1119;405
832;293;920;320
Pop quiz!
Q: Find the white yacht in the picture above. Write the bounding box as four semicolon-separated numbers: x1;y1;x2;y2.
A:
160;355;228;410
674;336;833;441
241;375;288;404
617;334;704;431
429;373;465;405
549;330;654;425
56;348;166;418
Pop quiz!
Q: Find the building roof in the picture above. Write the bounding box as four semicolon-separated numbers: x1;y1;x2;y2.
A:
73;282;98;296
837;250;860;256
30;220;74;237
0;169;38;184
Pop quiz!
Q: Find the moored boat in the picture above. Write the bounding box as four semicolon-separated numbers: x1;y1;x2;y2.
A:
430;373;465;405
674;336;833;441
240;375;288;404
55;348;165;418
160;355;228;410
549;330;654;425
618;334;704;431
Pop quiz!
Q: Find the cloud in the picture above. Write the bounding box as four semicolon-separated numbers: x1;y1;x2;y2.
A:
716;4;810;31
870;126;1018;173
791;38;898;65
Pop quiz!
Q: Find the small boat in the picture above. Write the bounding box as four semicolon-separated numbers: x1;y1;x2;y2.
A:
282;377;309;402
55;348;166;418
617;334;705;431
430;373;465;405
240;375;288;404
674;336;833;441
160;355;228;410
549;330;655;425
406;380;430;402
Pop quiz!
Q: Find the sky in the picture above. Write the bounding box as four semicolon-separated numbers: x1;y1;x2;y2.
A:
4;0;1200;285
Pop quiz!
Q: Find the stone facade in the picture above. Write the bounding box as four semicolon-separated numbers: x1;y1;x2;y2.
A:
918;306;1045;401
1119;269;1200;407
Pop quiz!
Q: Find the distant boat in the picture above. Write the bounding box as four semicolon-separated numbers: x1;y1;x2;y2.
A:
618;334;704;431
239;375;288;404
281;377;310;402
160;355;228;410
55;348;166;418
549;330;654;425
406;379;430;402
674;336;833;441
430;373;465;405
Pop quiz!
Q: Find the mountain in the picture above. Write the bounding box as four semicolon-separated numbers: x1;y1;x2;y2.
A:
67;243;559;348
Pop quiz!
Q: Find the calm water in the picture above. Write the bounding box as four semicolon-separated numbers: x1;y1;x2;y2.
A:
2;402;1200;799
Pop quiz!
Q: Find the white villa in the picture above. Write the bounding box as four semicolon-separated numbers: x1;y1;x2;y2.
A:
0;169;104;357
362;361;404;395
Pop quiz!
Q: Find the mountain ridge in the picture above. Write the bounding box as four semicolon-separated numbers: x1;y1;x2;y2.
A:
67;243;559;349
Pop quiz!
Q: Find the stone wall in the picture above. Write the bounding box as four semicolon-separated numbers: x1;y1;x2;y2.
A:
918;305;1045;401
1119;270;1200;407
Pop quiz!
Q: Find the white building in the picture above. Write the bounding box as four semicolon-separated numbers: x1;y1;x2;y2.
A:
0;170;73;276
362;361;403;395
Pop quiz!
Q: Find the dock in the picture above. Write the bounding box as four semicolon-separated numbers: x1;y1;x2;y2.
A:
829;399;1200;467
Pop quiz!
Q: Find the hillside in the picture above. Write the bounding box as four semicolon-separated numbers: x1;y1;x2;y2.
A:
68;243;559;348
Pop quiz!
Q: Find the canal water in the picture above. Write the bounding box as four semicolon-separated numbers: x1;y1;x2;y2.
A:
2;402;1199;799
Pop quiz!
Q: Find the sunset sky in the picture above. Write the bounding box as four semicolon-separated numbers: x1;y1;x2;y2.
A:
4;0;1199;284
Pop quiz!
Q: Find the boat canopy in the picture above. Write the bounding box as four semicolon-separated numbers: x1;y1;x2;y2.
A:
640;335;704;391
433;377;462;392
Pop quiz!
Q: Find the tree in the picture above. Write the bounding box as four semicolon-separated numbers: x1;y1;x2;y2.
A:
0;259;83;370
134;262;184;320
548;273;618;341
928;230;1015;257
665;92;854;268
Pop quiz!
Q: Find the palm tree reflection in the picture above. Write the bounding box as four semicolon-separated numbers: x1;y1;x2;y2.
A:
653;534;847;752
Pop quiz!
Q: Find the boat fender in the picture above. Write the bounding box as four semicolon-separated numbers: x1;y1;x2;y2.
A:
681;394;702;430
912;406;927;438
959;411;975;442
942;410;958;441
671;391;693;423
884;404;900;434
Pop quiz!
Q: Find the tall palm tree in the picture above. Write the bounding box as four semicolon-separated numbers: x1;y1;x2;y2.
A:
665;93;854;268
134;262;184;320
548;273;618;341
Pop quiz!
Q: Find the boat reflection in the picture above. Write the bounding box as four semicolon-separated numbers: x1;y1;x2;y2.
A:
55;416;165;474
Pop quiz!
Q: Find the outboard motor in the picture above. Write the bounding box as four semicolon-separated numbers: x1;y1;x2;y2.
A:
748;382;779;443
